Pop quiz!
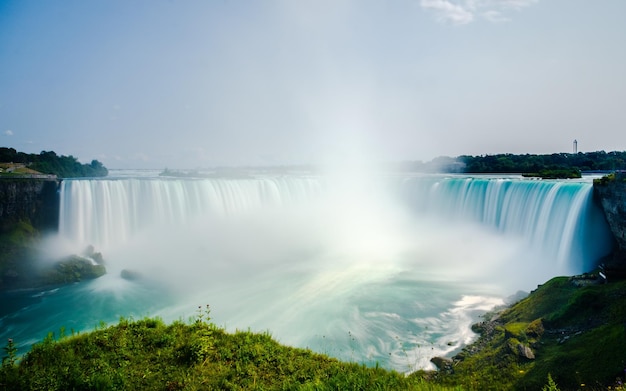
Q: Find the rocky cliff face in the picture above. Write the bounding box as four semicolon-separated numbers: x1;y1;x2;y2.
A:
0;179;109;290
593;172;626;270
0;178;59;231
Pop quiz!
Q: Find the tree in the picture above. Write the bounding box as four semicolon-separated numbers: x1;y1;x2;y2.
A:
1;148;109;177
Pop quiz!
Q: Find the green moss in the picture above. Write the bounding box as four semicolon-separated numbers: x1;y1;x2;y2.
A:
39;256;106;284
500;277;574;323
504;323;528;340
518;323;626;390
1;219;106;289
0;219;37;246
593;172;621;185
525;318;544;338
506;337;521;352
0;220;40;289
429;277;626;390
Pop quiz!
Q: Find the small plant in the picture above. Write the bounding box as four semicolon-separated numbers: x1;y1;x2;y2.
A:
195;304;211;325
1;338;17;367
542;373;561;391
191;304;214;364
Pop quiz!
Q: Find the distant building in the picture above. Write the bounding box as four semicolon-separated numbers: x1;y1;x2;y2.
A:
573;139;578;154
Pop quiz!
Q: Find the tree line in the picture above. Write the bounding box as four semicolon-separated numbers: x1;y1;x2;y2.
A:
0;147;108;178
458;151;626;175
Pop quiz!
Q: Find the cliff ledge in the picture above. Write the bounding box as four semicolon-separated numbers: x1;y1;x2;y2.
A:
593;171;626;272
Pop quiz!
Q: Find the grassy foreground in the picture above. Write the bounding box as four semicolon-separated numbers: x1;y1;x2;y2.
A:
0;307;460;391
2;276;626;390
421;275;626;390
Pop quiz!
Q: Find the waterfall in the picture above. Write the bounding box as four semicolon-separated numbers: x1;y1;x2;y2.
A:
59;176;323;249
7;173;614;372
58;174;613;275
401;176;613;271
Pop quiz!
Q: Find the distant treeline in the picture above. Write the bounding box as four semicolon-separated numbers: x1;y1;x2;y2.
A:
458;151;626;175
0;147;108;178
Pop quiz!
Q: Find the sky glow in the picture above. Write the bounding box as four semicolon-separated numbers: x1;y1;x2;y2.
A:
1;0;625;169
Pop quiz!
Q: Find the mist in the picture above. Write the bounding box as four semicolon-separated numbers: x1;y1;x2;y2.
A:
36;172;609;371
56;174;556;295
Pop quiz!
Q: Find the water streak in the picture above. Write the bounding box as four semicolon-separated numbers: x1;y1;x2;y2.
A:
400;176;612;273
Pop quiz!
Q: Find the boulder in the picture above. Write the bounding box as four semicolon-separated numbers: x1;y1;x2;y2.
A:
82;245;105;265
430;356;455;374
39;255;106;285
121;269;142;281
516;343;535;360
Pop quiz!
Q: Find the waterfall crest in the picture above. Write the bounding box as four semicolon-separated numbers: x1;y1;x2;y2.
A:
59;177;323;248
401;176;613;271
59;175;613;273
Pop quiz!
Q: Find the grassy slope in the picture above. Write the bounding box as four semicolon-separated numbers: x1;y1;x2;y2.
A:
0;312;462;391
2;277;626;390
0;163;46;176
426;276;626;390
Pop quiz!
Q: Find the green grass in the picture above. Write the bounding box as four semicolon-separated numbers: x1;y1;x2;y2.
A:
3;277;626;390
500;277;574;322
0;309;464;391
429;276;626;390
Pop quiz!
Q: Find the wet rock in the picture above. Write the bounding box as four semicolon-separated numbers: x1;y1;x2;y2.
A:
83;245;105;265
516;343;535;360
121;269;142;281
430;356;455;374
594;172;626;277
39;255;106;285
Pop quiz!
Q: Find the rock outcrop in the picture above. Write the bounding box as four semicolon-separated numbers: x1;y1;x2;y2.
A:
593;171;626;274
430;356;455;374
0;178;59;231
514;343;535;360
41;255;107;284
121;269;142;281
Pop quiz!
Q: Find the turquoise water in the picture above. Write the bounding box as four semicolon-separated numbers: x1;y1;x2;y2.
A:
0;262;502;371
0;174;613;372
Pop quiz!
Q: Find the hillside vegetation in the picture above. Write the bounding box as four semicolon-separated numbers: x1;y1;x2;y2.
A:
0;147;107;178
460;151;626;175
0;307;461;391
388;150;626;176
0;220;40;290
422;275;626;390
2;276;626;390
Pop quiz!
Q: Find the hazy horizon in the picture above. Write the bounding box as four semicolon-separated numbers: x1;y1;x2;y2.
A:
2;0;626;169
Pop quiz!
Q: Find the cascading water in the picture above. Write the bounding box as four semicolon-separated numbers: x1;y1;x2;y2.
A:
400;176;613;273
58;177;323;249
1;173;614;372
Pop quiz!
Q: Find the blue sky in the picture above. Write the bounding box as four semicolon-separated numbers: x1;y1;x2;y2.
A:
1;0;625;169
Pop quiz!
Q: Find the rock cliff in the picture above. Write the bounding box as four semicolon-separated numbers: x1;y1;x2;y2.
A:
593;171;626;271
0;178;59;231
